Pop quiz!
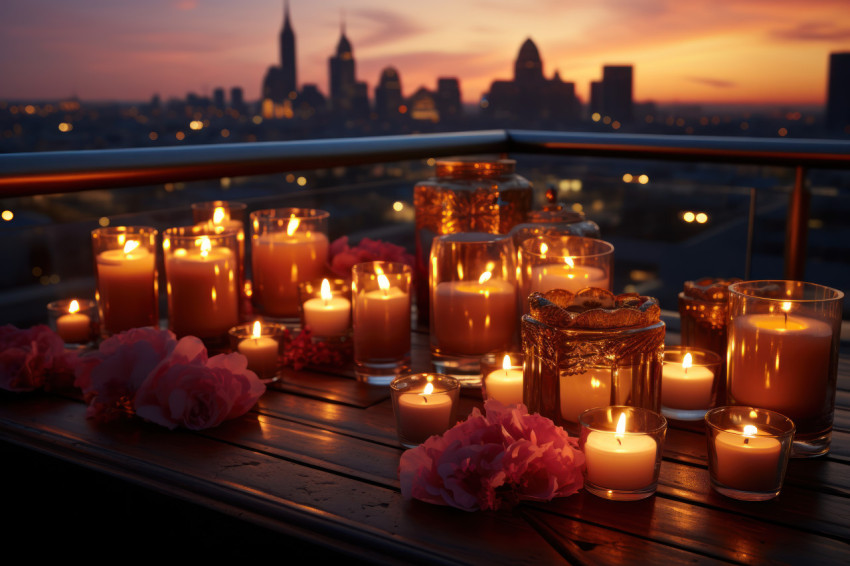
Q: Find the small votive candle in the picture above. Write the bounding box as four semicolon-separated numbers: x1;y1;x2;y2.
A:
299;278;351;338
228;321;284;382
661;346;722;421
390;373;460;448
705;406;795;501
480;352;524;406
579;406;667;501
47;299;97;345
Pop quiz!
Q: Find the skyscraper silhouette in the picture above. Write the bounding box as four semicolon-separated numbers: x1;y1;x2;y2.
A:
279;0;296;98
375;67;403;123
599;65;634;124
329;22;369;122
262;1;297;118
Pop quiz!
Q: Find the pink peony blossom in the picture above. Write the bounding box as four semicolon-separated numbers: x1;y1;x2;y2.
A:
0;324;74;392
399;400;584;511
328;236;415;279
134;338;265;430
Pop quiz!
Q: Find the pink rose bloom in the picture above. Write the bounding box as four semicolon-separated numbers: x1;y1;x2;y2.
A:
328;236;414;279
399;400;584;511
134;337;265;430
74;327;178;421
0;324;72;392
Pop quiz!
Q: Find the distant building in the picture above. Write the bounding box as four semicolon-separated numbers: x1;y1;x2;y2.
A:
826;52;850;134
328;24;369;122
261;2;298;118
481;38;579;127
408;87;439;122
213;88;225;110
230;87;247;115
375;67;404;123
593;65;634;124
436;78;462;125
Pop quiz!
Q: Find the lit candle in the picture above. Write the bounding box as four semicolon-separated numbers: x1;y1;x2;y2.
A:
484;354;524;406
252;215;329;318
432;271;517;355
560;368;612;423
166;236;239;339
584;413;658;491
728;303;832;420
237;321;280;379
56;299;91;343
302;278;351;336
353;273;410;360
530;253;609;294
662;352;715;410
396;382;454;445
96;239;157;333
713;424;782;493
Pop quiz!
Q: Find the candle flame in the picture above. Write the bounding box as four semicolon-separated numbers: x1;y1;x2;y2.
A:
682;352;693;373
781;301;792;313
286;214;299;236
478;271;492;284
590;377;601;389
123;239;140;254
422;382;435;395
213;206;226;225
252;320;262;339
321;278;332;303
378;273;390;295
615;413;627;437
502;354;513;371
198;236;212;258
743;424;759;437
68;300;80;314
565;256;575;269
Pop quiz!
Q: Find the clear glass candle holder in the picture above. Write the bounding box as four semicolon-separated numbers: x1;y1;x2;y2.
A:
352;262;412;385
429;232;519;384
91;226;159;336
509;208;601;251
298;278;352;339
163;226;241;349
250;208;330;321
47;299;98;345
705;406;795;502
192;200;248;315
726;280;843;457
480;351;524;407
228;321;285;382
517;235;614;312
661;346;723;421
579;406;667;501
390;373;460;448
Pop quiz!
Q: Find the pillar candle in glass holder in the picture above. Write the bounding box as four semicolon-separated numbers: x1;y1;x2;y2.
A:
352;262;412;384
301;278;351;337
727;280;843;458
92;226;159;336
580;406;667;501
192;200;248;307
229;320;283;381
163;227;240;344
661;346;722;421
48;299;97;344
251;208;329;320
430;233;518;381
482;353;524;406
390;373;460;448
518;235;613;309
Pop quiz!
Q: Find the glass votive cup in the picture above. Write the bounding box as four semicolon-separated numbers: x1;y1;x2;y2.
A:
192;200;248;313
163;226;241;349
661;346;723;421
480;352;524;407
429;232;518;383
579;406;667;501
726;280;843;457
250;208;330;322
352;261;412;385
228;321;285;382
298;278;352;339
390;373;460;449
517;235;614;312
47;299;98;345
91;226;159;337
705;406;795;502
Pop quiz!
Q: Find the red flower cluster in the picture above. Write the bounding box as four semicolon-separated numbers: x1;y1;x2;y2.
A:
399;400;585;511
0;324;75;392
280;326;352;371
328;236;414;279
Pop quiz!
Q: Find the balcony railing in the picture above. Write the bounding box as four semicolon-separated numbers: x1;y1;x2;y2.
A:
2;129;850;280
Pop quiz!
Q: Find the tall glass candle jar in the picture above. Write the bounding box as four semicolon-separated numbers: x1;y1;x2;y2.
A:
521;289;665;434
192;200;248;314
678;277;740;355
91;226;159;336
727;280;843;457
250;208;329;321
163;226;240;348
414;157;532;320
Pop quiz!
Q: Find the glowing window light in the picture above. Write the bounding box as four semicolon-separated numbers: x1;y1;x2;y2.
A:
638;174;649;184
296;176;307;186
58;122;72;132
1;210;13;221
622;173;634;183
392;201;404;212
98;217;110;227
683;211;695;223
695;212;708;224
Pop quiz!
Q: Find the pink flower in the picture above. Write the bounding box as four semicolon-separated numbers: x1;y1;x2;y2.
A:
74;327;178;421
328;236;414;279
134;338;265;430
0;324;73;392
399;400;584;511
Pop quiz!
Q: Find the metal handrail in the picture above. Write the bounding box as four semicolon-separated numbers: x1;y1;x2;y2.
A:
2;129;849;277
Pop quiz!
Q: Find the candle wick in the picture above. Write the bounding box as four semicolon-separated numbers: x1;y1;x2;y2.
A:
784;311;787;328
423;395;428;404
616;437;622;446
744;437;750;445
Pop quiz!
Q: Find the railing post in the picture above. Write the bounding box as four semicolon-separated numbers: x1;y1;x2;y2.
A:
784;165;810;280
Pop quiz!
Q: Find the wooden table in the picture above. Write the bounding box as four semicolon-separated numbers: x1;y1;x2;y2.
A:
1;330;848;564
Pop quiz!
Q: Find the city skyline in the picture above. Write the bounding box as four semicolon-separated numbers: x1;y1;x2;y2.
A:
3;0;850;106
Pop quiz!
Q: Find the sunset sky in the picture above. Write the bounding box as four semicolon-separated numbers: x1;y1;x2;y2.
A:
2;0;850;106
